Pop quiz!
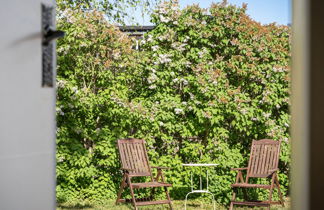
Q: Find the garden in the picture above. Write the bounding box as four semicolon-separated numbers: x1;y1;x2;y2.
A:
55;0;291;209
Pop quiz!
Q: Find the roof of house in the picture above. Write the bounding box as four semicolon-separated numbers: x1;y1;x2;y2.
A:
118;25;155;40
118;26;155;32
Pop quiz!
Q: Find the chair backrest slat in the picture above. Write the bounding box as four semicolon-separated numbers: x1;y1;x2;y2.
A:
117;138;152;177
247;139;281;179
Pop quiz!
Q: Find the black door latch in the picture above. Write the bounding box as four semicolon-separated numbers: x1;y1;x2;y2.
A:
42;25;65;46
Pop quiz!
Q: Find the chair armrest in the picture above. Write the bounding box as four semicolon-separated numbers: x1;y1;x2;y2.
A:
151;166;171;170
268;168;279;174
231;167;248;171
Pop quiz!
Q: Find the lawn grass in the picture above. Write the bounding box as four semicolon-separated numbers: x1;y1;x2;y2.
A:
57;198;290;210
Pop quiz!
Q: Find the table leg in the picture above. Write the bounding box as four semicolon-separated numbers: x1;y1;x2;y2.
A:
191;171;193;192
184;191;216;210
207;170;209;192
200;166;202;191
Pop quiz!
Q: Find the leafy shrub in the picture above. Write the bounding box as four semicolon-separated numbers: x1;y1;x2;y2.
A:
56;0;291;205
56;9;140;201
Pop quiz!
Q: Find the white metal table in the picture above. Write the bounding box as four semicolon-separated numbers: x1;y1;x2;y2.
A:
182;163;219;210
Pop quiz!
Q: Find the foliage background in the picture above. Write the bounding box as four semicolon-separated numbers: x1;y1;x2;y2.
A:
56;0;291;205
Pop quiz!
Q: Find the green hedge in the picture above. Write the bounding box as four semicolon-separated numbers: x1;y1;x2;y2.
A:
56;1;291;205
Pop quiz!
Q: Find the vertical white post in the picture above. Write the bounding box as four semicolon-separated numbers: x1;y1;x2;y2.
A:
0;0;57;209
292;0;309;209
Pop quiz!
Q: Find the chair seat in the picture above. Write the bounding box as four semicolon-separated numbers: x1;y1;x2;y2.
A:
231;183;271;189
131;182;172;189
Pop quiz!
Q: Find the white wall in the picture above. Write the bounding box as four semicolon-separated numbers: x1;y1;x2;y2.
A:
0;0;56;209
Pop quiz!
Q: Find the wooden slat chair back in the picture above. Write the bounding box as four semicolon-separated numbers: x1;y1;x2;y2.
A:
116;138;173;210
117;138;152;178
246;139;281;179
229;139;284;210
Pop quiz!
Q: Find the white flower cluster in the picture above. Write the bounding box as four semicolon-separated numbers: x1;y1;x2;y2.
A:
184;61;192;68
57;156;65;163
158;54;172;64
157;33;170;41
56;106;65;116
80;42;87;47
113;50;121;59
160;15;171;23
149;85;157;89
57;79;67;88
203;111;212;119
151;45;159;51
148;67;156;73
71;87;78;94
57;45;70;55
111;97;126;107
263;112;271;118
261;89;273;103
156;1;180;23
140;39;146;45
172;77;188;85
183;36;189;43
156;1;169;15
146;34;153;42
174;108;183;114
147;73;158;84
251;117;258;121
240;108;248;115
171;42;187;51
59;9;76;23
180;78;188;85
272;67;285;72
266;124;285;138
198;48;209;58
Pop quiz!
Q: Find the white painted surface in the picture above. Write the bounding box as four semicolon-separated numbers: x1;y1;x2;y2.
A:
0;0;56;209
291;0;309;210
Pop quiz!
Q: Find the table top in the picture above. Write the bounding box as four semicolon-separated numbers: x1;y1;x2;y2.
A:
182;163;219;167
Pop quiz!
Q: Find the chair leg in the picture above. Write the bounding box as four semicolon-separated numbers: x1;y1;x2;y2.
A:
229;189;236;210
150;187;155;201
115;174;126;205
275;175;285;207
242;188;248;201
268;188;273;210
164;186;173;210
127;176;138;210
268;175;275;210
238;172;248;201
159;171;173;210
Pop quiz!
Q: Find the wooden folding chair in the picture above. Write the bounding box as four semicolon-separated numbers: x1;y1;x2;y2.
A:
229;139;285;210
115;138;173;210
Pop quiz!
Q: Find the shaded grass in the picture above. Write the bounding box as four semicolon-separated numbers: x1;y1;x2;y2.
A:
57;198;290;210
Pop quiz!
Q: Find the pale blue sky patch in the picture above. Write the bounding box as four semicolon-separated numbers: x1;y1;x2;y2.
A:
124;0;291;26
